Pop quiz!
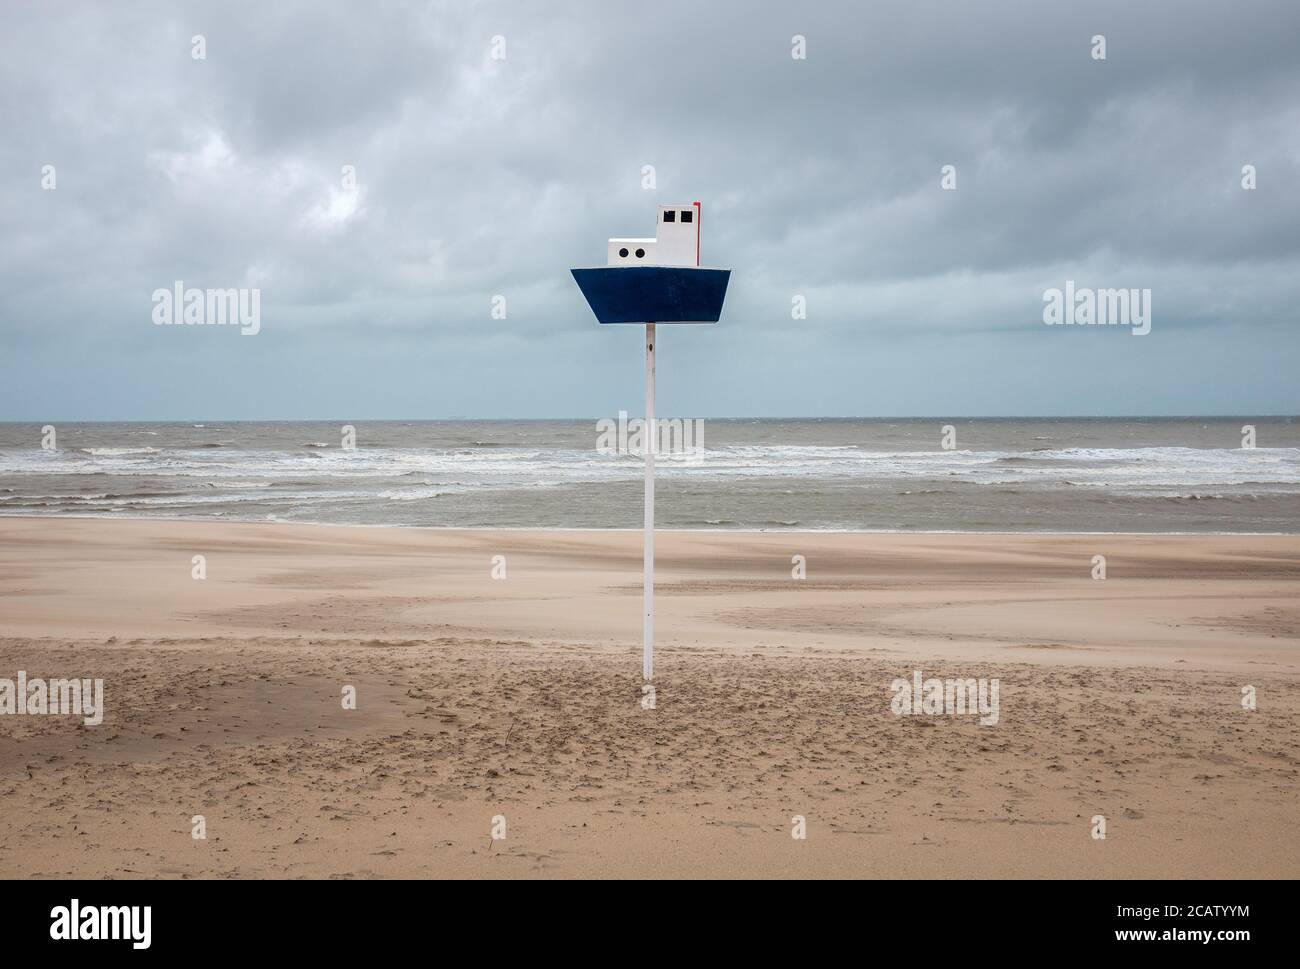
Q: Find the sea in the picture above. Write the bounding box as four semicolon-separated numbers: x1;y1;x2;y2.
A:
1;418;1297;533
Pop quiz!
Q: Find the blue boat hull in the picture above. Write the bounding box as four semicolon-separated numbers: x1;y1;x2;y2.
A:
570;266;731;324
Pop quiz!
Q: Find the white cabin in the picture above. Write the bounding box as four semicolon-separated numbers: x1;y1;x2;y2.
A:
607;203;701;268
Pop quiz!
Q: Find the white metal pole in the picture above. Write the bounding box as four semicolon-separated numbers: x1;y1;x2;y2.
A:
643;322;656;681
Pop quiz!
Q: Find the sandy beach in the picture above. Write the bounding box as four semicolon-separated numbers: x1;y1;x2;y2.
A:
1;517;1297;878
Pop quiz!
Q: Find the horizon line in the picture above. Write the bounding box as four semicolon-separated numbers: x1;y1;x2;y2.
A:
1;414;1297;424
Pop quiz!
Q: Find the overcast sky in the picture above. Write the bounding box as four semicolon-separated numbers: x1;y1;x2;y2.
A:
2;0;1298;420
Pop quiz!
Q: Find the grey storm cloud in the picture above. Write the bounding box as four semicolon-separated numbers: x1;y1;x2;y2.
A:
1;0;1298;419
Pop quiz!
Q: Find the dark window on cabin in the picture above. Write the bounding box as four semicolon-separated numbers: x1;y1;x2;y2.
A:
680;209;693;223
619;247;629;257
635;248;645;258
663;210;675;223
